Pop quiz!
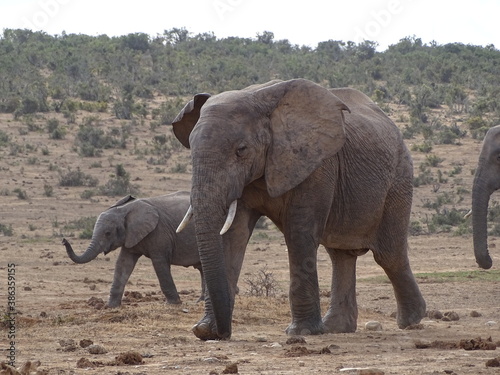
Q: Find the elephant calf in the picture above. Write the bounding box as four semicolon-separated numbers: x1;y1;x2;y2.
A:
62;191;204;307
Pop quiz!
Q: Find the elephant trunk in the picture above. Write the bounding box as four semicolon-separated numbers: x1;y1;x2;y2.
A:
191;158;233;339
471;171;494;269
62;238;102;264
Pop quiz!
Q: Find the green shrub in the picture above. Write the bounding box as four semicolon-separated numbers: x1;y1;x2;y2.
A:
80;190;96;200
0;224;13;236
0;130;10;148
427;208;466;233
13;188;28;200
413;166;434;187
98;164;139;197
411;141;433;153
59;168;99;187
424;154;443;167
75;120;125;156
63;216;96;239
44;184;54;197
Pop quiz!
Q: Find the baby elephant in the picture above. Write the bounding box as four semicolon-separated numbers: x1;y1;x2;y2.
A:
62;191;204;307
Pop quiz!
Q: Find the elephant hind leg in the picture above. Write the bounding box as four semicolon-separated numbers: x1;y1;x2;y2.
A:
372;222;426;328
374;249;426;328
323;248;367;333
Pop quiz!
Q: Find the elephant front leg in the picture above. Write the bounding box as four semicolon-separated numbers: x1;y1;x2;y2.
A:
108;250;141;308
285;244;324;336
323;249;366;333
151;257;181;304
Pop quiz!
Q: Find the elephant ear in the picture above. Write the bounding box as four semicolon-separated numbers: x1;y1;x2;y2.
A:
109;195;136;209
124;201;160;248
171;93;211;148
255;79;350;198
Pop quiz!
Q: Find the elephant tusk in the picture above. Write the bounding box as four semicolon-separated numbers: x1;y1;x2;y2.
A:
176;205;193;233
464;209;472;219
220;200;237;235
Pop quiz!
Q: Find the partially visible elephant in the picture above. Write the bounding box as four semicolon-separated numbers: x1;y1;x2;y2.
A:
471;124;500;269
171;78;426;340
62;191;205;307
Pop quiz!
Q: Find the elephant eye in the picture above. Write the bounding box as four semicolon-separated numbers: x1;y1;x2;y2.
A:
236;145;247;157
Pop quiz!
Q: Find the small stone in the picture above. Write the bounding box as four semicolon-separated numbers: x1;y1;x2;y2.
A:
365;321;383;331
59;339;78;352
88;344;108;354
76;358;95;369
263;342;282;348
486;321;497;327
79;339;93;348
298;361;305;367
470;310;482;317
114;351;144;365
222;363;238;374
486;357;500;367
427;310;443;320
442;311;459;321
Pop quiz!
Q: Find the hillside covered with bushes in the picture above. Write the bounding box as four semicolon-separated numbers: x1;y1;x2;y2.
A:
1;28;500;238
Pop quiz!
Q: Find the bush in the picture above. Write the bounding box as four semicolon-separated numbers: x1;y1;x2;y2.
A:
0;130;10;148
75;119;126;156
427;208;466;233
13;188;28;200
59;168;99;187
244;267;281;297
63;216;96;239
98;164;139;197
47;118;67;140
0;223;14;236
43;184;54;197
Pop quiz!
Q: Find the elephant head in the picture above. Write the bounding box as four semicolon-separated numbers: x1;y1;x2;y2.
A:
472;125;500;269
63;195;159;263
172;79;350;339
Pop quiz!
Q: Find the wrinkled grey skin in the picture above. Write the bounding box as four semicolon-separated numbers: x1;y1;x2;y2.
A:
471;124;500;269
172;78;426;340
62;191;204;307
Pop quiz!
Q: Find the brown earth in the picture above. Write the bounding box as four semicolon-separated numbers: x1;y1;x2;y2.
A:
1;99;500;374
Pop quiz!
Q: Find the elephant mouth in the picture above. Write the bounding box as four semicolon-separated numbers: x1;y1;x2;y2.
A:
103;248;112;255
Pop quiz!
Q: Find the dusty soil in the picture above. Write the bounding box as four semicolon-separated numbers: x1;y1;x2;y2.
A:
1;100;500;375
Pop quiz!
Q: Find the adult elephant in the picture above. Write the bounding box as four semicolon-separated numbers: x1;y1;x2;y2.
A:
172;79;426;340
471;124;500;269
62;191;205;307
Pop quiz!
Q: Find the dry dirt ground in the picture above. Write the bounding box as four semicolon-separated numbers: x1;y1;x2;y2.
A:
1;100;500;375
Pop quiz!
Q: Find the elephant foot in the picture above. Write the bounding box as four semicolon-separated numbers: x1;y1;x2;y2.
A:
192;317;219;340
106;300;121;309
285;320;325;336
166;298;182;305
322;310;357;333
396;298;427;329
